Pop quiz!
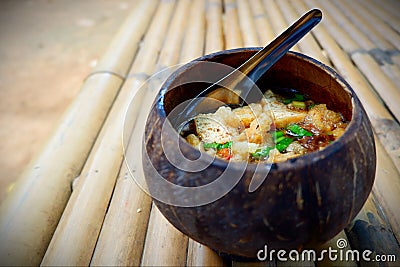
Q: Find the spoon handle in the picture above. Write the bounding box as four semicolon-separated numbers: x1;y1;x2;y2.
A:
204;9;322;102
239;9;322;82
179;9;322;120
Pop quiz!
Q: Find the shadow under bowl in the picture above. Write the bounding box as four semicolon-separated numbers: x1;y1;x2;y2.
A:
143;48;376;258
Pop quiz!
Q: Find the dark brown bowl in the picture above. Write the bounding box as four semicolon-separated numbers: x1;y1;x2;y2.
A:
143;48;376;258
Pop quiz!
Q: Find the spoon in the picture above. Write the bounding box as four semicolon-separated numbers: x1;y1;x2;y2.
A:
180;9;322;118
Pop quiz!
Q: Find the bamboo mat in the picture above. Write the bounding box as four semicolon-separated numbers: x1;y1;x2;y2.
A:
0;0;399;266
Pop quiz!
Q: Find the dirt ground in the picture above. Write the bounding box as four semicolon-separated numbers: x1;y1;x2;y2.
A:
0;0;137;203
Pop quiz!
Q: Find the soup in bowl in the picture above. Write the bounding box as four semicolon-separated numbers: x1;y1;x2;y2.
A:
142;48;376;258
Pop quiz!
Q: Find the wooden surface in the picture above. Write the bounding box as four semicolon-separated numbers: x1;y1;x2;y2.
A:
0;0;399;266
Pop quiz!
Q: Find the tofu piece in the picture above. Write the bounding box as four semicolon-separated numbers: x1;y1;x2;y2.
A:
268;100;307;128
233;106;255;127
194;115;232;144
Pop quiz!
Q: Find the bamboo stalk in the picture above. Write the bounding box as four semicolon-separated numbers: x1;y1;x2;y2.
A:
40;1;176;265
180;0;206;63
90;1;192;265
318;1;376;51
187;240;226;266
302;1;359;54
370;139;400;241
184;2;228;265
351;52;400;122
334;0;394;52
361;0;400;35
276;0;329;65
262;0;300;53
310;1;400;122
139;1;209;265
141;204;189;266
237;0;259;47
346;194;400;265
205;0;224;54
223;0;244;49
0;2;158;266
381;63;400;88
303;0;400;247
333;0;400;89
378;0;400;22
302;0;400;169
156;0;191;71
349;0;400;51
248;0;275;46
89;79;157;266
91;1;159;77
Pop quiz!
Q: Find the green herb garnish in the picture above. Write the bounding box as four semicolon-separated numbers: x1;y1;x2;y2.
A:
251;147;273;159
272;131;284;140
291;101;306;109
275;137;293;152
203;141;232;150
286;124;312;137
282;93;305;104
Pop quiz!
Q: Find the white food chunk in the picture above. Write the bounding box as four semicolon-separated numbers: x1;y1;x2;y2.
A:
194;106;240;144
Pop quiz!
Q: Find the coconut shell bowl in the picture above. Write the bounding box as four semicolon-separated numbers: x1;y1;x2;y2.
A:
142;48;376;258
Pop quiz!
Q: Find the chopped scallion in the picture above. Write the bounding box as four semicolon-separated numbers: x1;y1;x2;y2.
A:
291;101;306;109
203;141;232;150
275;137;293;152
286;124;312;137
251;147;273;159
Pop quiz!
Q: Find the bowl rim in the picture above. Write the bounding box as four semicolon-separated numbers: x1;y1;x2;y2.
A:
158;48;365;172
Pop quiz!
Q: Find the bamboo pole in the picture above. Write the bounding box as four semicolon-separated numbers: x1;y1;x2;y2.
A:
223;0;244;49
302;0;400;170
317;1;376;52
303;0;400;246
262;0;300;53
0;2;158;266
205;0;224;54
237;0;259;47
334;0;394;52
334;0;400;88
141;205;189;266
40;1;175;265
351;52;400;122
90;1;192;265
349;0;400;51
187;239;226;266
186;1;228;265
361;0;400;36
248;0;275;46
90;1;159;77
276;0;329;65
346;194;400;264
378;0;400;22
140;1;208;265
180;0;206;63
303;0;400;161
156;0;191;71
306;2;359;55
313;1;400;122
371;139;400;240
89;80;156;266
